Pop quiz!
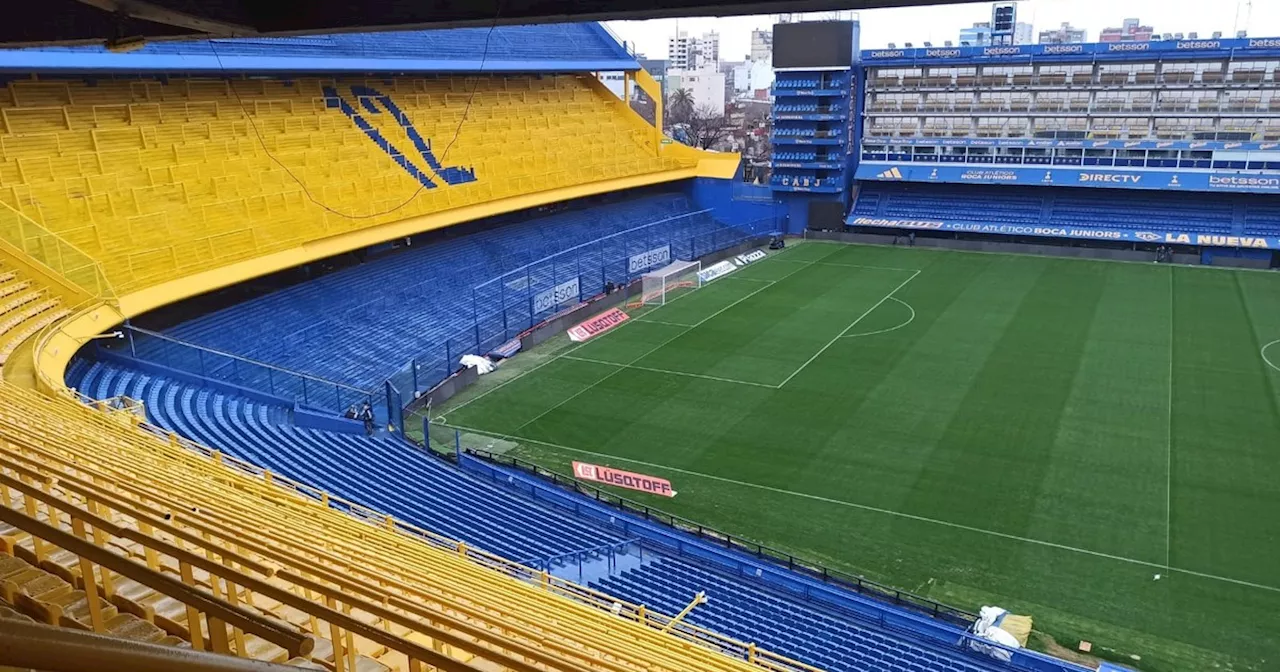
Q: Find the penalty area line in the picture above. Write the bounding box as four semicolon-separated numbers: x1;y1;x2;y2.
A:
439;242;825;420
438;421;1280;597
839;297;916;339
562;355;779;389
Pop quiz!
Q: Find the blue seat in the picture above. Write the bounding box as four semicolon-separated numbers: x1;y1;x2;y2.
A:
68;356;1062;672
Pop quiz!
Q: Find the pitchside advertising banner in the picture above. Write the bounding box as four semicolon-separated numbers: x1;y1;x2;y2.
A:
855;163;1280;195
572;461;676;497
532;277;580;314
848;216;1280;249
567;308;630;342
628;245;671;274
697;261;737;283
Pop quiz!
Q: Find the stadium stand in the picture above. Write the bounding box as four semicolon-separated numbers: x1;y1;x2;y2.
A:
0;261;71;368
133;192;751;393
0;379;805;672
0;70;689;293
0;20;1091;672
853;183;1245;235
595;560;985;672
66;355;1079;672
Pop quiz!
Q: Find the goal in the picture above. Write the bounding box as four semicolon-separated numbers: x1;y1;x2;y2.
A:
639;260;703;306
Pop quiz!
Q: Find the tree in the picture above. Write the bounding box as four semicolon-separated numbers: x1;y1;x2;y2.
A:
683;105;733;150
667;89;695;124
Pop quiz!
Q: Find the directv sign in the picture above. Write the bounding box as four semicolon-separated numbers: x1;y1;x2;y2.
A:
855;163;1280;194
848;217;1280;249
861;35;1280;63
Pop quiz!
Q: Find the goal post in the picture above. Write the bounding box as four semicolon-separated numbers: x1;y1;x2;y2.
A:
640;260;703;306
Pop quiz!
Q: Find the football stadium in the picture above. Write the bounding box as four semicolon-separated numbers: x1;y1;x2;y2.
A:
0;3;1278;672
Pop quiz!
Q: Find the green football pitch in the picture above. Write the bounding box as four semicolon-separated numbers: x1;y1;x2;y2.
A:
427;241;1280;671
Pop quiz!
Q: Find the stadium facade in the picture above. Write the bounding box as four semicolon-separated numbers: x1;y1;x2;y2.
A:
840;37;1280;264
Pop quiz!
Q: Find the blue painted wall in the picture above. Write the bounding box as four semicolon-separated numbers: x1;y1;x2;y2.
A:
687;178;785;233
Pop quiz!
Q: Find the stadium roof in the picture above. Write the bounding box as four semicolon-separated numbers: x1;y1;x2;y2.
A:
0;24;639;74
10;0;977;48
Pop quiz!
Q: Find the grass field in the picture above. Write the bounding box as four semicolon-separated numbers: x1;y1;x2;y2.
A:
428;241;1280;672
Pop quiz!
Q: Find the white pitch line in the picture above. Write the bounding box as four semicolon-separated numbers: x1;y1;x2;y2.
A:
442;422;1280;596
1262;339;1280;373
634;319;697;328
1165;267;1175;570
562;355;779;389
440;243;821;420
778;270;922;388
839;297;916;339
720;275;777;283
770;259;922;273
511;266;806;434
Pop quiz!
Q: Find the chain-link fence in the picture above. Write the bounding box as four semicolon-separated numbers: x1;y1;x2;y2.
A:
383;213;779;402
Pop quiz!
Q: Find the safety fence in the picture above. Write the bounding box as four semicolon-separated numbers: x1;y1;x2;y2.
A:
73;211;776;434
89;326;402;428
381;212;780;401
458;443;978;629
0;200;115;302
456;445;1093;672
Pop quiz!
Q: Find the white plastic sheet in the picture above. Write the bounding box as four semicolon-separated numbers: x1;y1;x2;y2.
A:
460;354;496;375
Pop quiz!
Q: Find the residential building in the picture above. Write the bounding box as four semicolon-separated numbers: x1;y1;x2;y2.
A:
1038;22;1087;44
668;30;720;70
666;65;726;115
750;29;773;62
596;72;628;99
1100;18;1155;42
959;21;1033;46
732;60;775;94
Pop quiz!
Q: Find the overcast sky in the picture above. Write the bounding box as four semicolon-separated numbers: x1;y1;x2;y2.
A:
606;0;1279;60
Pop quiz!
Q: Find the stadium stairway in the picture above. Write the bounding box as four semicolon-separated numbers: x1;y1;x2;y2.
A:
0;259;73;384
0;379;799;672
66;356;1078;672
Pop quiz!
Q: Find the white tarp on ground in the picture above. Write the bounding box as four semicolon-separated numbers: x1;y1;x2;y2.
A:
966;606;1021;662
460;354;496;375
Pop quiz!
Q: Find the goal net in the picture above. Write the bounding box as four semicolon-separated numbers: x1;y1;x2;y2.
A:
639;260;702;306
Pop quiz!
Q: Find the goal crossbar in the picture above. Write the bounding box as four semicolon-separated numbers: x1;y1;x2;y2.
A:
637;260;702;307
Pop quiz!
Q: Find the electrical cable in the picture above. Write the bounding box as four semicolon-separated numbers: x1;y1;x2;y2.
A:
205;0;503;220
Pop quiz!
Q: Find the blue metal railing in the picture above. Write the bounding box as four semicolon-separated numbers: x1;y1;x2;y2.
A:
380;213;778;401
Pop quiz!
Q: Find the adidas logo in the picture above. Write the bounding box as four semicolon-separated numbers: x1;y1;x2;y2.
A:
877;167;904;179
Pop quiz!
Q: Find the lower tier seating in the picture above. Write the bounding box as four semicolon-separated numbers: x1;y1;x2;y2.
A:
68;356;1064;672
595;560;982;672
143;191;752;395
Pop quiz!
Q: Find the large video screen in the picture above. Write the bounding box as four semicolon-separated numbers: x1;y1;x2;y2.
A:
773;22;854;69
